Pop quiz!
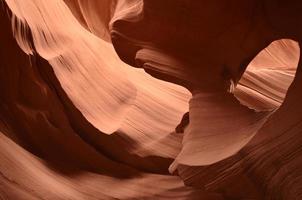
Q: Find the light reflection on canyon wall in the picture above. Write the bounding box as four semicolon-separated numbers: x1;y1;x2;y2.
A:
0;0;302;199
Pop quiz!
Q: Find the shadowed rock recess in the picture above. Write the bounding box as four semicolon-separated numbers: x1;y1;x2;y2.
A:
0;0;302;199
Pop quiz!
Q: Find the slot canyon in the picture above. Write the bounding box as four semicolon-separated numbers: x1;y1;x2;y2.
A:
0;0;302;199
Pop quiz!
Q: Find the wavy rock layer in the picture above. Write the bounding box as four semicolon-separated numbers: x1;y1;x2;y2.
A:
1;0;302;199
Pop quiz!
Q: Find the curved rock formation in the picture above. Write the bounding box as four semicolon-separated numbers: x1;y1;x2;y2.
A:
1;0;302;199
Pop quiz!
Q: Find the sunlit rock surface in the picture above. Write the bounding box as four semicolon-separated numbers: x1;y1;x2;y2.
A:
0;0;302;199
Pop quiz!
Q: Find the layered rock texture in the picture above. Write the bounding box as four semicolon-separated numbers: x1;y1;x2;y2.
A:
0;0;302;199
